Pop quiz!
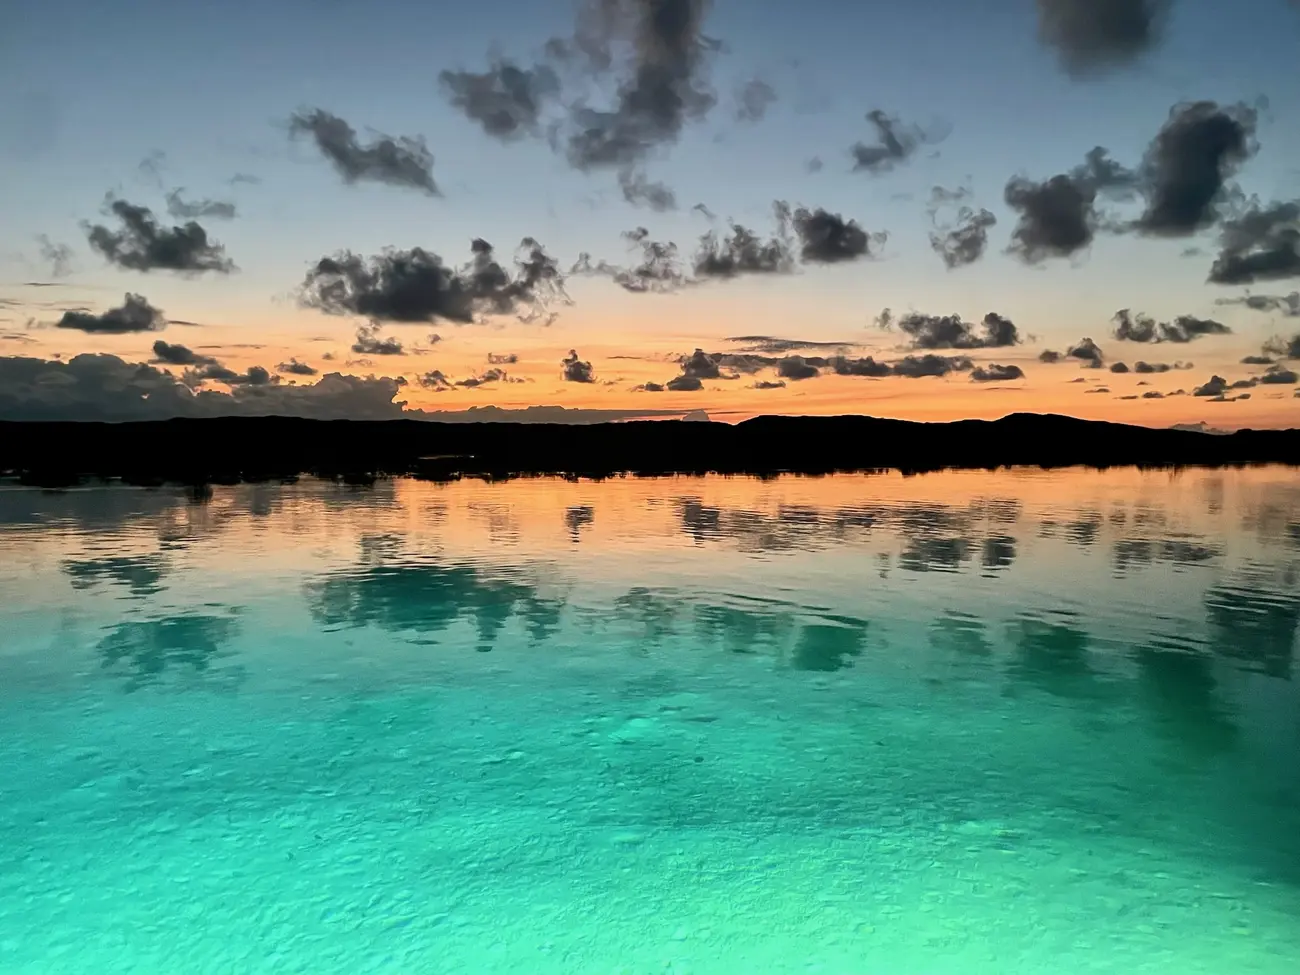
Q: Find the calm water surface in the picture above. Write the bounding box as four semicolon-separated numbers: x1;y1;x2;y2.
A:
1;467;1298;974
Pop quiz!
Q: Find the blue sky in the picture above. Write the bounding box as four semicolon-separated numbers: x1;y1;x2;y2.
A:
1;0;1298;424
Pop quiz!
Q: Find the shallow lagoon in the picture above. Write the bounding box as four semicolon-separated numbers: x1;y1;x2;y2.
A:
1;467;1298;973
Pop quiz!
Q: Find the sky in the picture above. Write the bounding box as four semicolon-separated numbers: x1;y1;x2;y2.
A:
1;0;1299;427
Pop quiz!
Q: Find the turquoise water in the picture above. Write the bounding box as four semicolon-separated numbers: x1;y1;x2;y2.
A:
1;467;1298;974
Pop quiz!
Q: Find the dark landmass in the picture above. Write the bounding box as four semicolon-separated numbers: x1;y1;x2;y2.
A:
0;414;1297;487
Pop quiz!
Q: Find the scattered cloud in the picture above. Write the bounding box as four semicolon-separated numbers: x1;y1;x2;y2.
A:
1207;201;1300;285
753;380;786;390
288;108;439;195
351;324;405;355
1134;101;1258;237
55;293;166;333
1035;0;1170;77
1258;364;1299;385
930;207;998;269
850;110;943;174
439;59;561;140
1112;309;1231;343
777;356;820;381
789;205;886;263
735;78;777;122
572;227;686;293
1003;147;1136;264
488;352;519;365
1215;291;1300;316
887;310;1021;350
891;354;974;378
695;215;795;279
150;340;216;366
165;188;237;221
300;238;566;324
36;234;74;277
1263;334;1300;359
725;335;851;354
971;364;1025;382
85;199;235;274
562;349;595;383
278;358;319;376
618;167;677;211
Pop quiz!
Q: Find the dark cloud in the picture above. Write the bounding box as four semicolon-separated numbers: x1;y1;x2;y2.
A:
1068;337;1105;367
165;188;236;221
1035;0;1170;77
300;238;565;325
753;380;785;389
278;358;319;376
351;324;405;356
150;340;215;366
829;355;892;378
55;293;166;334
288;108;438;194
418;370;453;391
184;363;276;388
1112;309;1231;343
893;311;1021;350
776;355;820;381
559;0;719;171
1134;101;1258;237
805;157;824;173
1073;146;1139;196
1039;349;1063;363
1110;361;1130;374
725;335;849;354
633;381;666;392
735;78;777;122
85;199;235;274
850;110;940;174
1241;355;1275;365
666;374;703;391
36;234;74;277
971;364;1025;382
1258;364;1299;385
457;367;525;388
1142;390;1165;399
0;354;407;421
618;167;678;211
1216;291;1300;316
891;354;974;378
488;352;519;365
930;207;997;268
789;205;885;263
1263;334;1300;360
562;349;595;383
1192;375;1261;397
1085;387;1110;394
439;59;561;140
694;217;795;279
1134;360;1191;373
1206;201;1300;285
572;227;686;293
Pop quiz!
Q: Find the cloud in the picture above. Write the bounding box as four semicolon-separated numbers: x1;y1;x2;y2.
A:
1259;364;1299;385
725;335;852;353
850;110;941;174
789;205;886;263
488;352;519;365
1112;309;1231;343
0;354;407;421
1039;349;1063;363
930;207;998;268
891;354;974;378
36;234;74;277
150;340;216;366
1206;201;1300;285
439;59;561;140
165;188;237;221
971;364;1025;382
571;227;686;293
562;349;595;383
1134;101;1258;237
1263;334;1300;359
1215;291;1300;316
85;199;235;274
301;238;566;324
1134;360;1192;373
666;374;703;391
1192;375;1258;397
1002;148;1136;264
183;363;277;388
418;370;453;391
288;108;438;194
735;78;777;122
694;217;795;279
829;355;892;377
1241;354;1275;365
1110;362;1130;373
559;0;719;171
753;380;785;389
633;381;666;392
55;293;166;334
618;167;678;211
1066;337;1105;367
351;324;405;355
776;356;820;381
278;358;319;376
1035;0;1170;77
456;367;526;388
229;173;261;185
892;311;1021;350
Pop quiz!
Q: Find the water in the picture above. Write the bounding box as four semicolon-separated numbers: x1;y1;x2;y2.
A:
1;467;1298;974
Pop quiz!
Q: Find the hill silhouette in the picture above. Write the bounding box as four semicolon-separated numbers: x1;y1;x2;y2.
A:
0;414;1297;487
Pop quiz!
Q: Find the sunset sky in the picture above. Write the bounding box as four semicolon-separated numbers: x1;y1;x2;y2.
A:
2;0;1299;426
